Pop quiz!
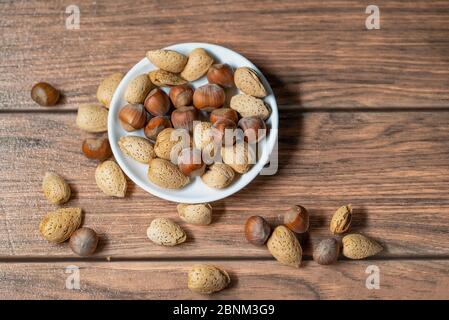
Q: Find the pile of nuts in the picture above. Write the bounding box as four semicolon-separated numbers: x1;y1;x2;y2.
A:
244;204;383;269
113;47;272;190
31;45;384;296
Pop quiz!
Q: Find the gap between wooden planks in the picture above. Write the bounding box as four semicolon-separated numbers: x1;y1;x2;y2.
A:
1;0;449;110
1;111;449;258
0;260;447;299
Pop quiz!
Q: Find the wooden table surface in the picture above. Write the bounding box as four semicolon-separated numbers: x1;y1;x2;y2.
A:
1;0;449;299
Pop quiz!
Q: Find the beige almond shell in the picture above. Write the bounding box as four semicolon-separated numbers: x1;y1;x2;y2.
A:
124;74;155;104
146;50;188;73
267;225;302;268
146;218;187;246
201;163;235;189
193;122;213;150
330;204;353;234
118;136;156;164
76;104;109;133
180;48;214;81
177;203;212;225
149;69;187;87
96;72;123;108
95;160;127;197
230;94;271;120
154;128;189;161
234;67;267;98
221;142;255;174
39;208;82;243
42;172;71;205
188;264;230;294
342;234;383;259
147;158;189;189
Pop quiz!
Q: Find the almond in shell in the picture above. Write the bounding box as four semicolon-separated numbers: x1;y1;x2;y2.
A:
146;218;186;246
42;172;71;205
146;50;188;73
147;158;189;189
39;208;82;243
330;204;352;234
342;234;382;259
118;136;156;164
230;94;270;120
124;74;155;104
201;163;235;189
221;142;255;174
193;122;213;150
188;264;230;294
180;48;214;81
234;67;267;98
96;72;123;108
154;128;189;161
267;225;302;268
76;104;109;133
95;160;127;197
177;203;212;225
149;69;187;87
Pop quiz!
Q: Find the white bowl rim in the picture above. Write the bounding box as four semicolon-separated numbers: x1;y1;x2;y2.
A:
108;42;279;203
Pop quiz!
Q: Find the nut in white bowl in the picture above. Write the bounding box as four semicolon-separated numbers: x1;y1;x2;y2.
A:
108;43;278;203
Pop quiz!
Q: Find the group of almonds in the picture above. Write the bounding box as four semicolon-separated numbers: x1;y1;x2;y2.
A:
244;204;383;269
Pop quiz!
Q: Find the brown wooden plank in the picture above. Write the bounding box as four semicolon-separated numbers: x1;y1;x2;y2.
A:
1;0;449;110
0;260;447;299
1;111;449;258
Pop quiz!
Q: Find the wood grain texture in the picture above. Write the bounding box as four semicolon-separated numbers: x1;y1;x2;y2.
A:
1;111;449;258
1;0;449;110
0;260;448;299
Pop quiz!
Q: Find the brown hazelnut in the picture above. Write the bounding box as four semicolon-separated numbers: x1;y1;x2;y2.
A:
81;137;112;161
210;108;239;124
212;118;237;145
238;116;267;143
169;84;194;108
193;84;225;112
144;88;171;116
69;227;99;256
171;106;199;132
144;116;172;140
177;148;205;177
31;82;60;106
207;64;234;88
284;205;309;234
119;104;147;131
244;216;271;246
313;238;340;265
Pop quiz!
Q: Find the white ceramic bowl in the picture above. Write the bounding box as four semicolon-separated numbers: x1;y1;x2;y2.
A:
108;43;278;203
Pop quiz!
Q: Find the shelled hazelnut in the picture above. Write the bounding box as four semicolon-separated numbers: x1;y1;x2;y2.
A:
210;108;239;124
207;64;234;88
144;116;172;140
82;137;112;161
171;106;199;132
119;104;147;131
284;205;309;234
238;116;267;143
169;84;194;108
193;84;225;111
31;82;60;106
244;216;271;246
144;88;171;116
